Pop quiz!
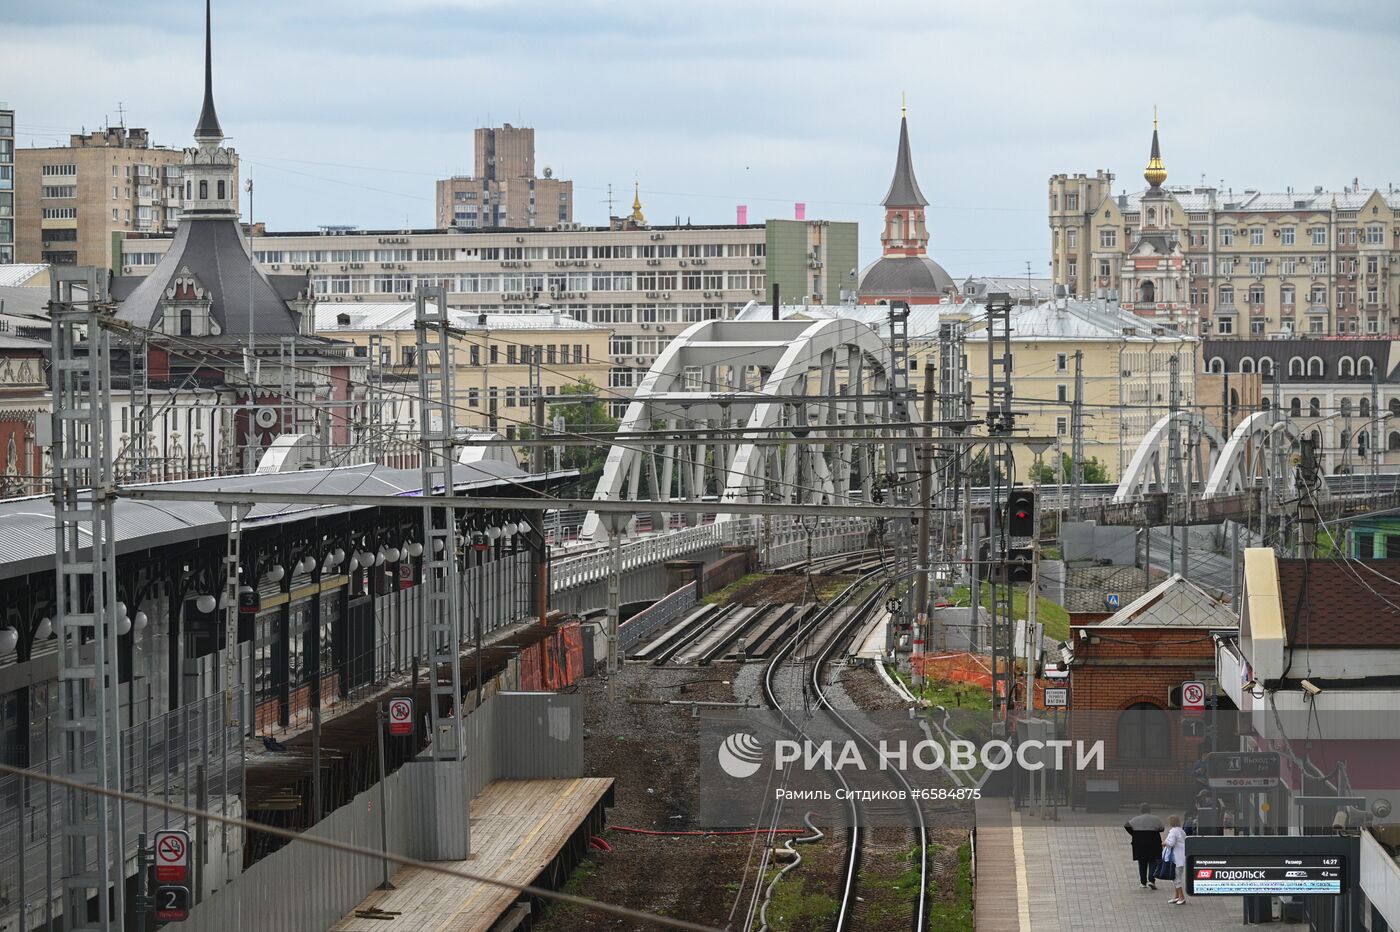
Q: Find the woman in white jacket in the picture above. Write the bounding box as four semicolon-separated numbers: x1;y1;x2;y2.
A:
1162;814;1188;905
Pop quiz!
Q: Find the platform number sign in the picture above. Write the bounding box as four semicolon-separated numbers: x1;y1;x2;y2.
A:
155;885;191;922
886;598;902;615
153;829;190;883
387;697;414;736
1182;681;1206;717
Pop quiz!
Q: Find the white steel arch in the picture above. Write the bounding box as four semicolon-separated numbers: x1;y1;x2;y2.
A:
1112;411;1225;503
582;317;899;540
1201;410;1301;497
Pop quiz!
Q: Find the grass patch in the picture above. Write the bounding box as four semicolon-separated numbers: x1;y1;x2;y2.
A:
889;664;992;711
858;843;934;924
949;584;1069;642
761;867;839;931
815;575;857;602
701;572;768;605
927;840;974;930
539;856;598;925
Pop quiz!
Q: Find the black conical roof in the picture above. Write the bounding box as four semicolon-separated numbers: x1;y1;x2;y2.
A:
194;0;223;141
881;115;927;208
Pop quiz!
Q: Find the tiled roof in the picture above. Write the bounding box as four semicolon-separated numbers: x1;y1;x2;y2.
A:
1277;558;1400;648
1061;564;1150;614
1117;187;1400;215
1097;573;1235;628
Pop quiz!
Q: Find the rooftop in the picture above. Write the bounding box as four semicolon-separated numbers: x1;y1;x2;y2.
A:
1118;186;1400;215
1095;573;1236;628
313;303;605;332
1278;558;1400;649
0;264;48;288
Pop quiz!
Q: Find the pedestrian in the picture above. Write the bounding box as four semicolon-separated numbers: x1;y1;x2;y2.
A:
1162;814;1188;905
1124;803;1164;889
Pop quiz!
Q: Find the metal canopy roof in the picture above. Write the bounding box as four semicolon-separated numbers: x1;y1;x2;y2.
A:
0;460;567;581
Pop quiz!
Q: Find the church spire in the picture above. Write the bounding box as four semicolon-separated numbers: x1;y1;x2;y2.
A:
1144;106;1167;189
881;105;927;208
629;182;646;225
194;0;223;143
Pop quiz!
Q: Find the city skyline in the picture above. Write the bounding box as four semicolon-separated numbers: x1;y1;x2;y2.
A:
4;0;1400;276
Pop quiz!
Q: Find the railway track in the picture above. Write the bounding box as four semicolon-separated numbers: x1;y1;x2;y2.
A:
757;562;929;932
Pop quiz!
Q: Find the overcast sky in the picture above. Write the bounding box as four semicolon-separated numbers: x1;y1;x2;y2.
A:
5;0;1399;277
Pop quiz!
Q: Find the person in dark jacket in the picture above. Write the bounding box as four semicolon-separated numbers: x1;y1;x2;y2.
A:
1125;802;1166;888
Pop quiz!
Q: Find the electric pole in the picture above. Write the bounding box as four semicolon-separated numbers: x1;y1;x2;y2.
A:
1070;350;1084;518
913;363;936;658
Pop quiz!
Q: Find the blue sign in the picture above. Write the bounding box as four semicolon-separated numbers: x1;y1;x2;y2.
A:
1106;593;1121;610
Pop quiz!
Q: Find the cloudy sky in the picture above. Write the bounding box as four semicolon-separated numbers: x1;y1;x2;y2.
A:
5;0;1399;276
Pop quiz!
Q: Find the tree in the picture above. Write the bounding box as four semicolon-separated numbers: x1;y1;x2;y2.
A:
536;378;617;474
1031;453;1110;485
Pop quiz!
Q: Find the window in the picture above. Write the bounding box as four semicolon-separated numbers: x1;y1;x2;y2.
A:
1341;397;1353;417
1390;431;1400;452
1216;316;1233;335
1282;258;1297;275
41;185;76;199
1311;227;1327;245
1290;397;1301;418
1066;193;1079;211
1099;259;1112;278
1249;257;1267;276
1339;357;1355;378
1099;228;1117;248
1219;228;1234;246
179;308;192;335
1308;357;1324;378
1312;257;1329;275
1219;258;1235;276
1259;358;1274;378
41;163;76;176
1250;318;1267;335
1282;285;1295;306
1366;225;1385;245
1250;227;1264;245
198;180;208;199
1219;285;1234;306
1310;397;1321;417
1056;384;1067;402
1240;357;1256;374
1368;255;1380;274
1281;227;1296;245
1248;284;1265;305
1310;285;1327;307
1056;353;1067;371
1067;229;1078;248
1116;703;1170;760
1208;357;1224;374
217;180;225;200
1056;416;1068;435
1340;227;1358;246
1360;357;1375;377
1066;259;1076;280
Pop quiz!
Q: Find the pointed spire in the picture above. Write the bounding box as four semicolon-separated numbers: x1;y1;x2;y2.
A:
1144;106;1167;189
194;0;223;142
629;181;646;225
881;109;927;208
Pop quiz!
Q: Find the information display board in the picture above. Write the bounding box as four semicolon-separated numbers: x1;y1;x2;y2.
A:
1187;855;1344;896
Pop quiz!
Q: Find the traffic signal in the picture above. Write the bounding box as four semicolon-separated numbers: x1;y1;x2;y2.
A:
1006;548;1033;583
1005;489;1035;537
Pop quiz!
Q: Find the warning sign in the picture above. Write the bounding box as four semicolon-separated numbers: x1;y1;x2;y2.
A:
1182;680;1206;717
387;698;414;736
154;829;190;883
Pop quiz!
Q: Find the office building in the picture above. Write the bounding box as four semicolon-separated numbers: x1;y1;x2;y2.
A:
765;218;859;304
435;124;572;229
1050;115;1400;338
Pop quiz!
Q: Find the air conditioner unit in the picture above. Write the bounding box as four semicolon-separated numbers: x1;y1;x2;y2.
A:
751;258;761;266
662;292;670;299
656;326;666;333
593;262;601;268
271;263;281;270
646;291;659;298
679;261;688;267
516;236;524;243
354;295;363;301
335;296;343;302
640;322;650;329
634;357;646;366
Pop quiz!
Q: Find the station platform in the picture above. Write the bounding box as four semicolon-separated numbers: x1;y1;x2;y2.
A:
851;609;890;661
330;776;613;932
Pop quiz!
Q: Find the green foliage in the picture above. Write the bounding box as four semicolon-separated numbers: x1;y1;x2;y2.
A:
926;841;975;930
950;584;1070;642
1031;453;1110;485
520;378;617;474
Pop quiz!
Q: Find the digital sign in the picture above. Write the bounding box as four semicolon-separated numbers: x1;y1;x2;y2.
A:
1187;855;1344;896
1204;751;1280;789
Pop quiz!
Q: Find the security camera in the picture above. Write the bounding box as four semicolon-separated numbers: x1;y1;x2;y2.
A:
1373;798;1392;820
1242;679;1257;693
1301;679;1322;697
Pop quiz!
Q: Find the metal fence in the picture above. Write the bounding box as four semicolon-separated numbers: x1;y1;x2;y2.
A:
619;581;698;651
179;692;582;932
0;691;244;932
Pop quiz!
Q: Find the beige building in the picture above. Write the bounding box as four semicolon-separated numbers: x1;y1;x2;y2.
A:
313;303;611;436
14;125;228;270
434;124;572;229
958;296;1198;481
1050;120;1400;339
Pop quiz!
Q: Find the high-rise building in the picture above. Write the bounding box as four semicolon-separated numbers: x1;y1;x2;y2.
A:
435;124;573;229
13;124;218;270
1050;115;1400;338
0;104;13;264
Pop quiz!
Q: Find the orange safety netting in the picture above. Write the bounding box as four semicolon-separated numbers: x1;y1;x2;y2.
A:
519;621;584;691
911;651;1062;710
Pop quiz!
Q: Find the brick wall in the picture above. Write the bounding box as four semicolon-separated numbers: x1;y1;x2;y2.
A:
703;546;755;594
1069;625;1216;804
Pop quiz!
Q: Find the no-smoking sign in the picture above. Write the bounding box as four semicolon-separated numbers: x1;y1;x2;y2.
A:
1182;680;1206;716
387;697;414;736
153;829;190;883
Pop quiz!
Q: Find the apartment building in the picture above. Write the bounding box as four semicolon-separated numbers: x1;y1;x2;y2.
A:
313;303;611;436
116;216;855;414
1049;121;1400;338
434;125;572;229
0;105;13;263
13;125;218;269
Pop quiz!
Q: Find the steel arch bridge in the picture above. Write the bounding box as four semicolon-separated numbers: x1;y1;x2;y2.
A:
582;317;906;540
1201;410;1301;500
1112;411;1226;504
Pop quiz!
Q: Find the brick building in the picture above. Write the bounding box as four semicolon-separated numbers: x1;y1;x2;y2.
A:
1066;574;1236;804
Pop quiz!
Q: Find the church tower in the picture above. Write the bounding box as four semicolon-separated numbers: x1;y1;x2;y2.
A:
182;0;238;217
858;99;956;305
1118;110;1190;324
879;100;930;257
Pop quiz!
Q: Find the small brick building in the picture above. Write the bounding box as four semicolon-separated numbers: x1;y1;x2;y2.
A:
1067;574;1237;805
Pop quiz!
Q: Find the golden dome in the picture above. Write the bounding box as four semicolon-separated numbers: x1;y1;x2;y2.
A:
1144;108;1167;188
